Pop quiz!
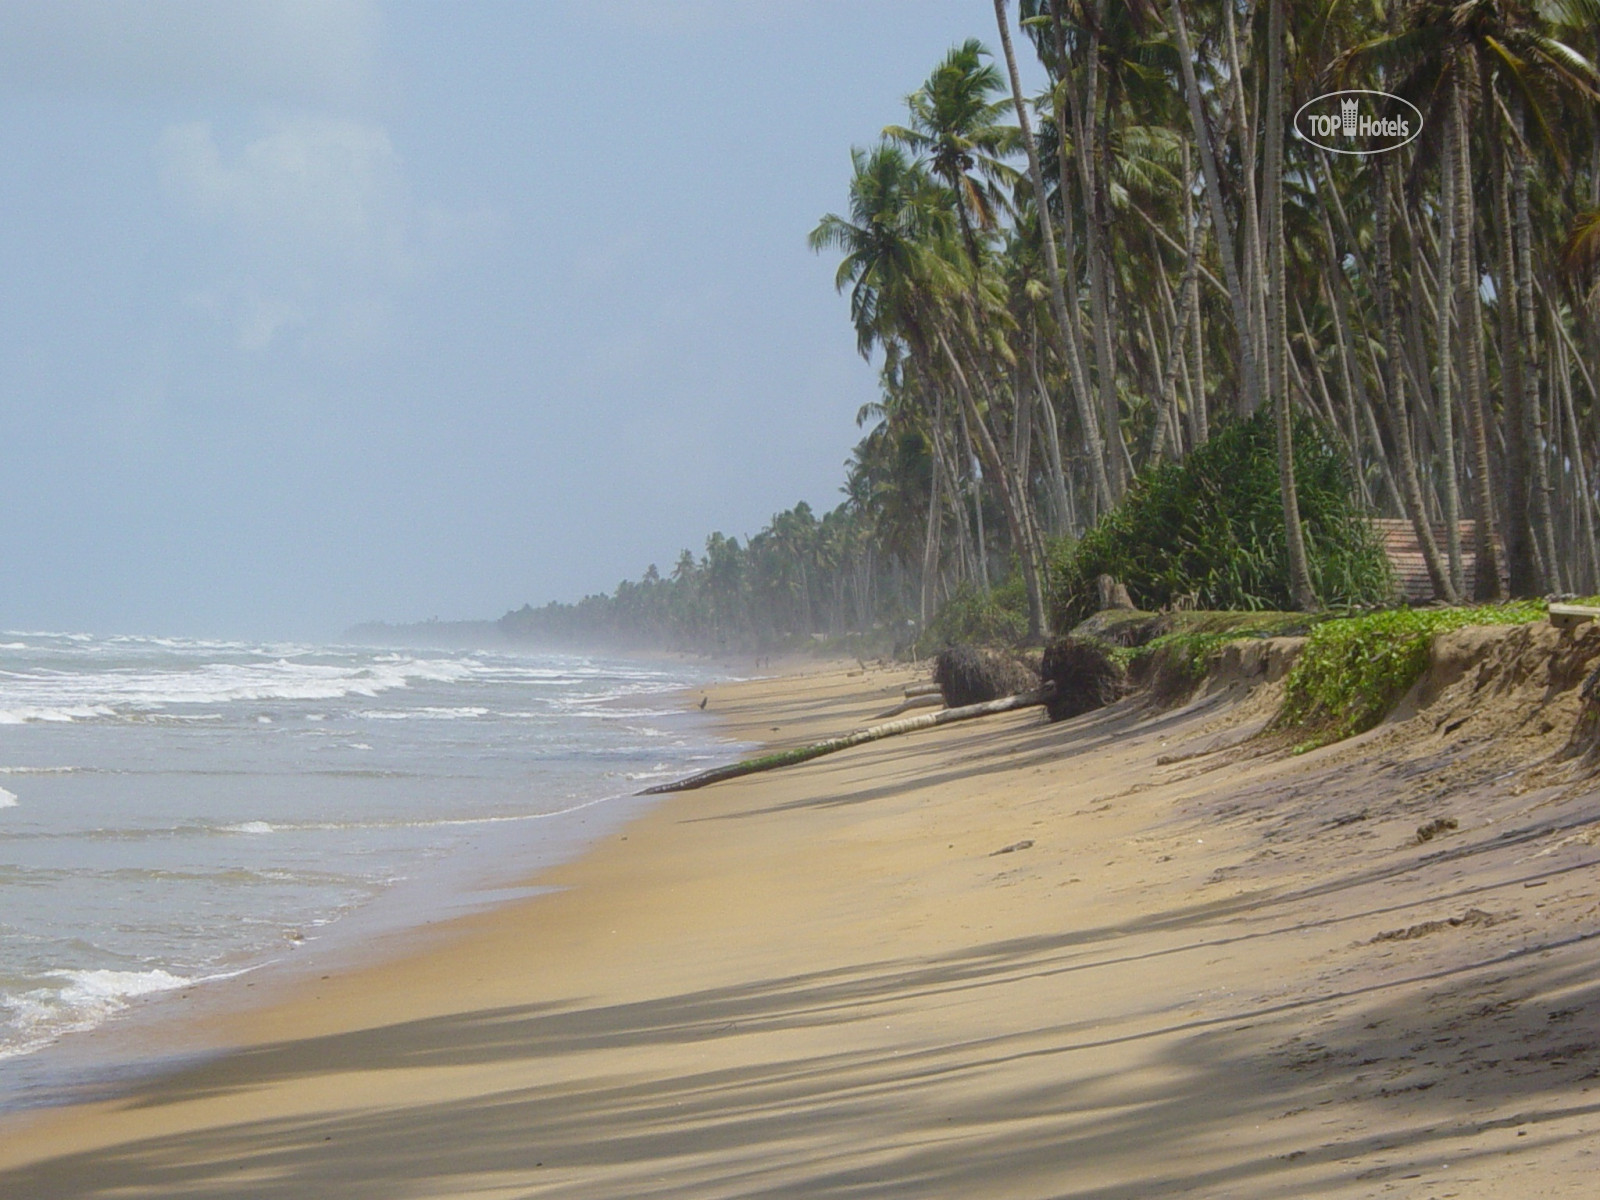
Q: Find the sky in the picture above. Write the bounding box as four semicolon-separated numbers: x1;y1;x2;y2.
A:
0;0;1043;640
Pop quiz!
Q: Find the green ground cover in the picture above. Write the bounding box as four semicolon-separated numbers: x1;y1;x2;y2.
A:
1275;601;1549;748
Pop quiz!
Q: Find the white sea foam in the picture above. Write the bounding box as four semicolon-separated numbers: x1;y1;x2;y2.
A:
0;968;197;1062
357;706;490;721
0;654;481;722
0;705;116;725
223;821;275;835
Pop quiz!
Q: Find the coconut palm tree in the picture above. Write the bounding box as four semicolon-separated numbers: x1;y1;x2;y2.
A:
992;0;1114;516
1263;0;1318;610
885;40;1020;286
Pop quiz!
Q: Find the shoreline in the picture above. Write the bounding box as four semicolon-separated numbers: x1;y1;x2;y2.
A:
3;641;1599;1196
0;654;766;1119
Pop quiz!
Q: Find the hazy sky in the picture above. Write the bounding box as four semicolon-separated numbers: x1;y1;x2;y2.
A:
0;0;1041;639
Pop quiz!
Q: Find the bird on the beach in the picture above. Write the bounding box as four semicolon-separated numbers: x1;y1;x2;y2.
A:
699;695;708;709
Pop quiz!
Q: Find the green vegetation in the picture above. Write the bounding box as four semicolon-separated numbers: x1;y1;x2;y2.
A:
1085;609;1322;697
1276;602;1547;747
1049;411;1393;629
917;576;1028;651
1113;630;1250;686
502;6;1600;654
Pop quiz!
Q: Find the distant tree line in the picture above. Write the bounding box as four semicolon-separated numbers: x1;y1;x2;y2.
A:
506;0;1600;652
498;494;918;651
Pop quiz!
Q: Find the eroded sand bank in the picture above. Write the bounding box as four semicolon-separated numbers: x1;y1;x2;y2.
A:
2;637;1599;1198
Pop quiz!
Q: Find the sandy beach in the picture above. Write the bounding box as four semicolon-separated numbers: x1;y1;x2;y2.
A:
3;637;1600;1198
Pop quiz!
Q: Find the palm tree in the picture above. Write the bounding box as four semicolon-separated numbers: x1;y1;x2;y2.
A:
1264;0;1317;610
1166;0;1263;417
885;39;1019;286
881;44;1055;639
992;0;1114;517
1344;0;1600;596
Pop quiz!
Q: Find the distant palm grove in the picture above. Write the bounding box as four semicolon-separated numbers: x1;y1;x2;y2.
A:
504;0;1600;653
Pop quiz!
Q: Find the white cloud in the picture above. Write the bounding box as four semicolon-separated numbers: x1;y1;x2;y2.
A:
161;115;413;354
161;116;408;263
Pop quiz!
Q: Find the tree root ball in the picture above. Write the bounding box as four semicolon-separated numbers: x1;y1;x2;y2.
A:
934;645;1039;708
1040;637;1128;721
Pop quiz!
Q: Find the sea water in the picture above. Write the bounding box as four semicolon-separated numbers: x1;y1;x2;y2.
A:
0;631;733;1109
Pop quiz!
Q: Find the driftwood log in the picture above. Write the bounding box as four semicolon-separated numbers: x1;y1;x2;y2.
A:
641;686;1053;795
903;681;944;698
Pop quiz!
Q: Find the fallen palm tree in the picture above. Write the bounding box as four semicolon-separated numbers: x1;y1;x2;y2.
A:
874;692;946;719
641;686;1052;794
934;645;1039;707
1040;636;1128;722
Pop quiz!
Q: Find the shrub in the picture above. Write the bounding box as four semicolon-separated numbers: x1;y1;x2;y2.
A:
920;577;1028;650
1276;601;1545;746
1050;411;1392;628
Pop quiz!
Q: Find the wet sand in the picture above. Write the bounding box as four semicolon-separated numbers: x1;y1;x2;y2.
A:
2;648;1599;1198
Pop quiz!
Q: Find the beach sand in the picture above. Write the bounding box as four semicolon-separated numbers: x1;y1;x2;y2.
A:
2;646;1600;1197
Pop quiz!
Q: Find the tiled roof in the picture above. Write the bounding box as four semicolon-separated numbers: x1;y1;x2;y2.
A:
1370;518;1506;604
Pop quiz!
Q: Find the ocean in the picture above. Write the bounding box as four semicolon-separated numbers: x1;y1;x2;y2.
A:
0;631;734;1110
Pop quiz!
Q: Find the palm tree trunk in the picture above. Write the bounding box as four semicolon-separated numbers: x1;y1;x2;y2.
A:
957;407;991;590
1376;156;1457;603
1045;6;1106;520
998;0;1115;517
920;417;942;628
1188;189;1208;447
938;328;1050;639
1512;92;1561;590
1147;200;1200;465
1167;0;1261;416
1028;329;1073;534
1264;0;1315;610
1313;157;1398;512
1437;88;1464;595
1490;96;1540;596
1452;77;1503;599
1224;0;1267;416
1554;303;1600;590
1071;0;1128;496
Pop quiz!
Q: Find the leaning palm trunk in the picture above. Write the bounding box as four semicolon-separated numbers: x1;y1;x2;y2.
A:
1553;306;1600;590
919;393;945;626
1512;93;1561;590
1453;78;1503;599
1376;158;1457;603
1491;103;1540;596
641;685;1052;794
1146;183;1202;466
1010;0;1114;517
1264;0;1316;610
1072;0;1127;496
938;328;1050;639
1044;104;1109;515
1437;89;1464;595
1168;0;1261;416
1028;331;1073;533
1225;0;1267;414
